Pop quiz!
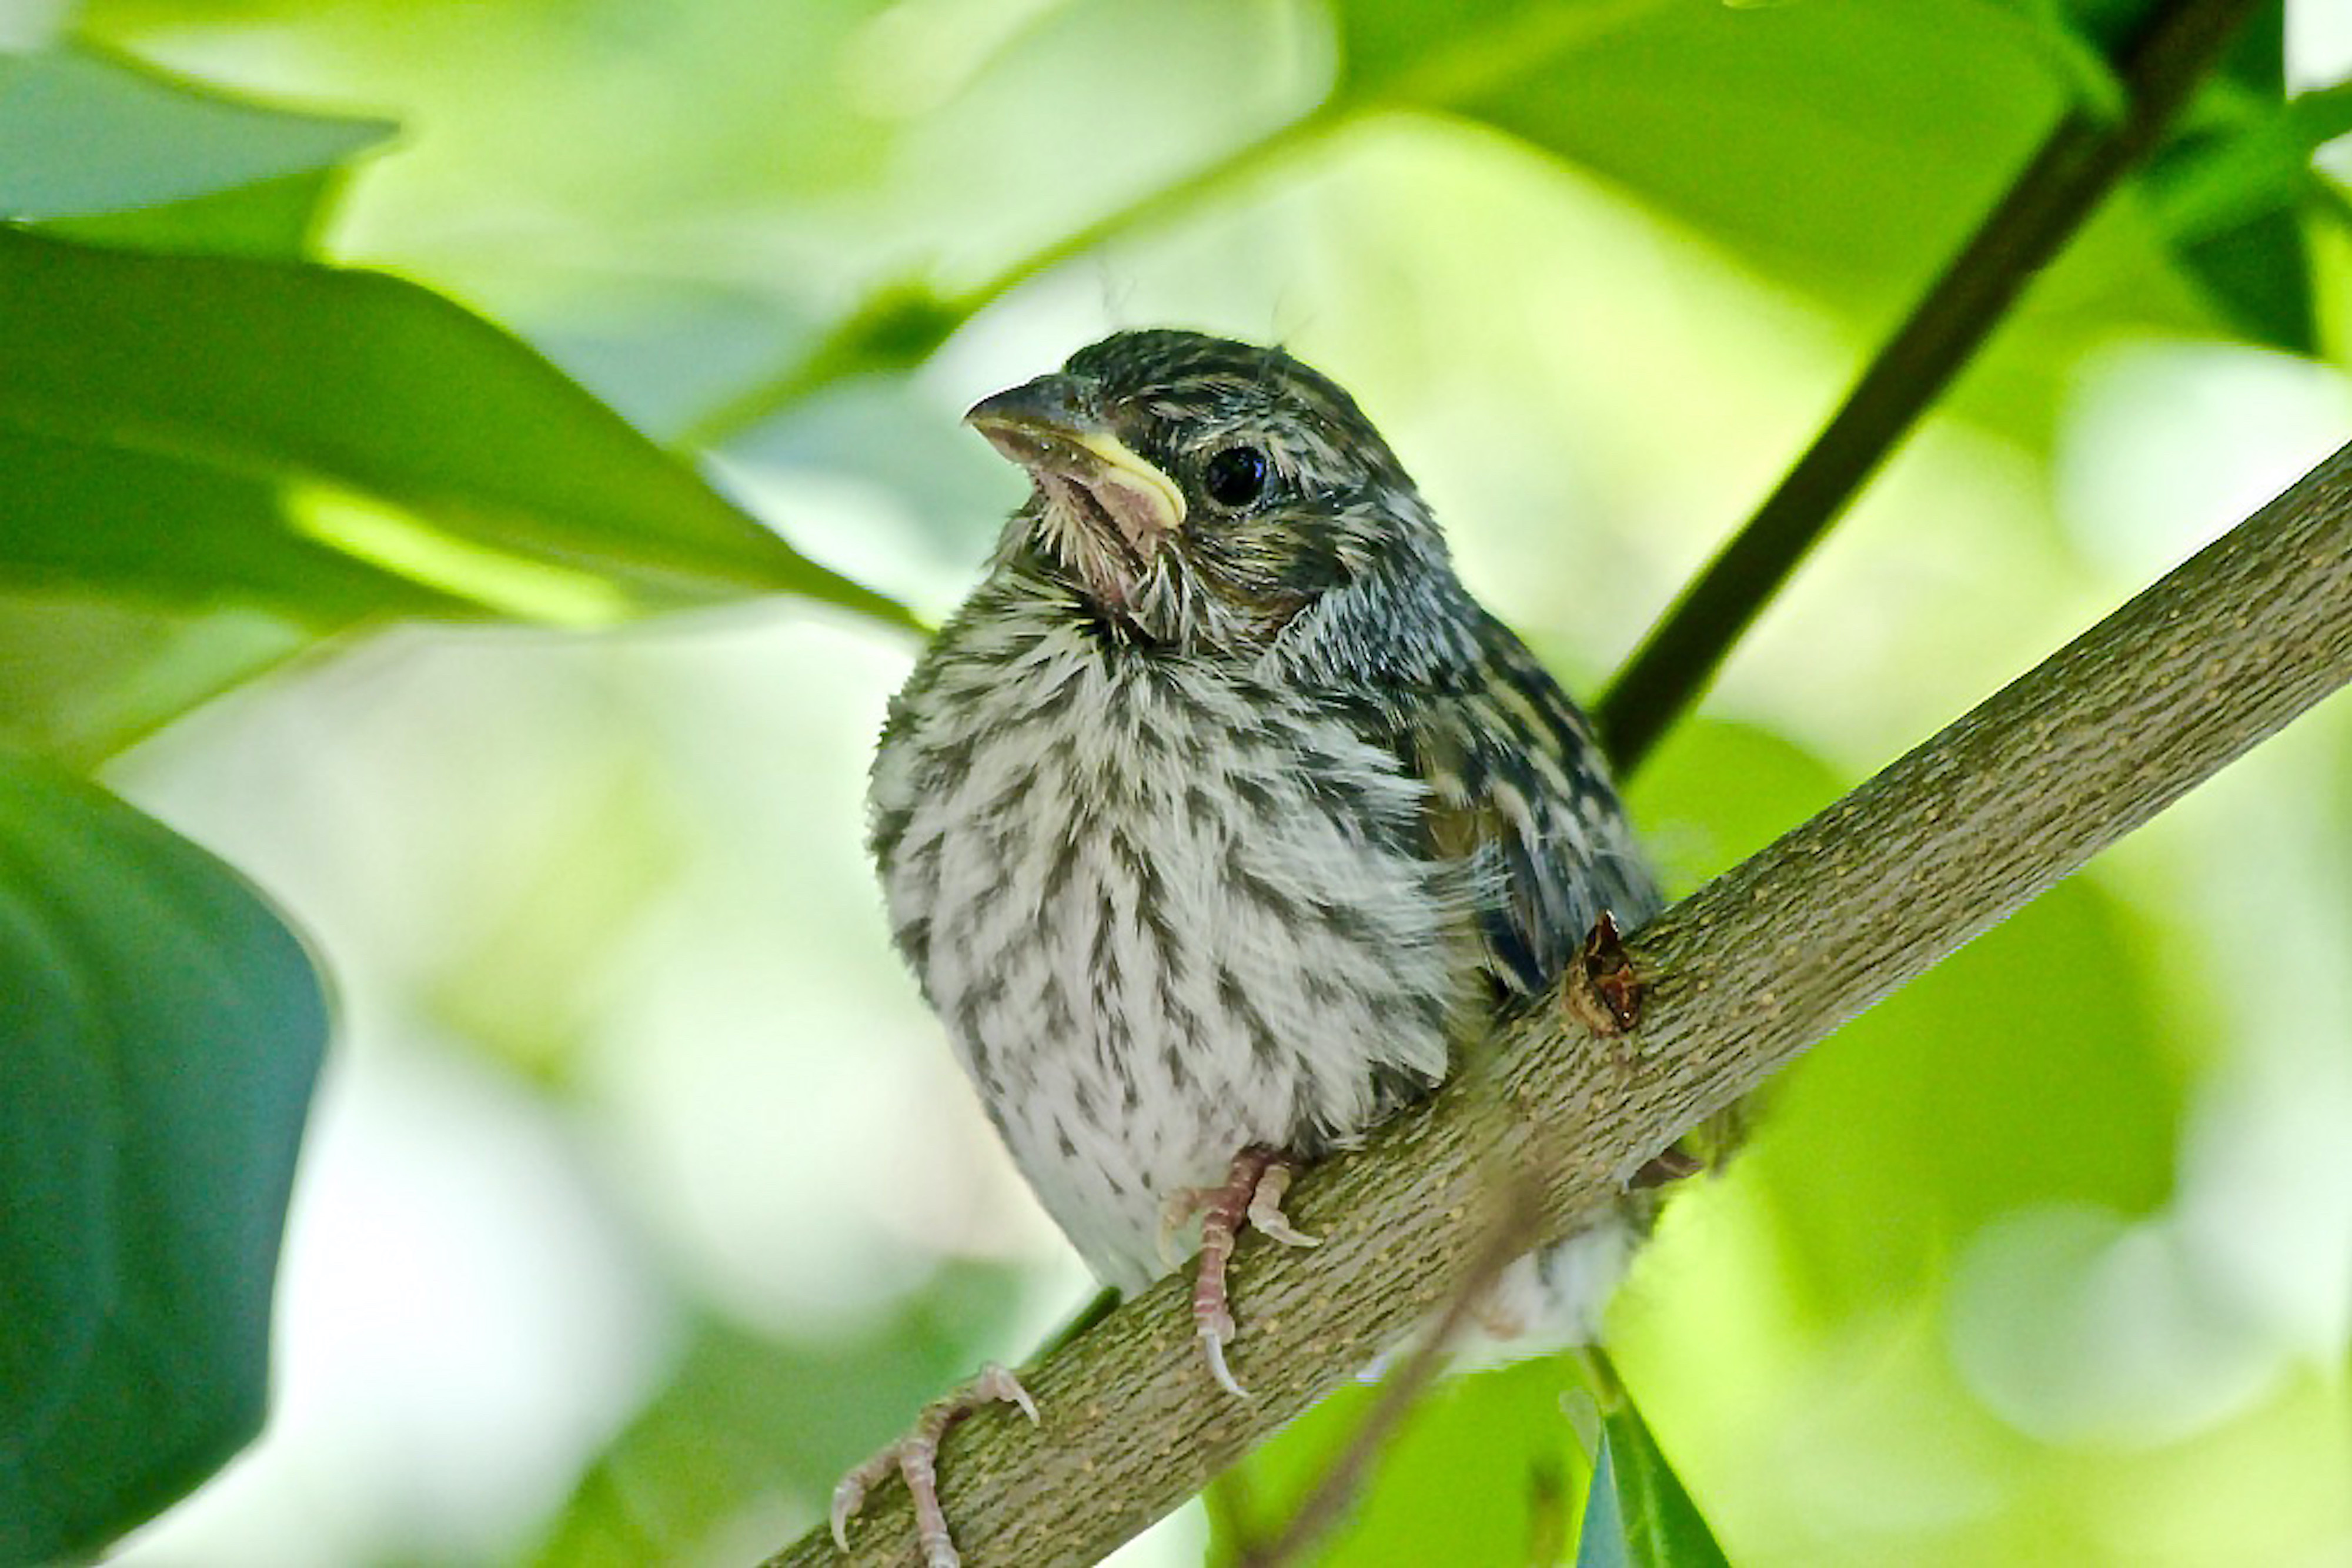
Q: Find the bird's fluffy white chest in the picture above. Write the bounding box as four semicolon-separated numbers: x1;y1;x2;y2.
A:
870;610;1461;1290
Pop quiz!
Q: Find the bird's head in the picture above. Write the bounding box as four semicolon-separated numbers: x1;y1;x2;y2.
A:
967;329;1445;656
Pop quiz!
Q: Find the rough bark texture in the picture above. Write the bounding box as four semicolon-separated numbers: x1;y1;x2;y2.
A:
777;441;2352;1568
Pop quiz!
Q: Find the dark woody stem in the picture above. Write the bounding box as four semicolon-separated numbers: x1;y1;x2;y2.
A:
1594;0;2266;774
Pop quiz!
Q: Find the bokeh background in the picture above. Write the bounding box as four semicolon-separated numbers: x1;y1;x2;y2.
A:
14;0;2351;1561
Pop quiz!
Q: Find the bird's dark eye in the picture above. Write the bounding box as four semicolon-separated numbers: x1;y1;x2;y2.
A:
1202;444;1270;509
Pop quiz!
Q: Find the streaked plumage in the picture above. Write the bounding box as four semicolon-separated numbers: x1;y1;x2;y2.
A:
869;328;1660;1319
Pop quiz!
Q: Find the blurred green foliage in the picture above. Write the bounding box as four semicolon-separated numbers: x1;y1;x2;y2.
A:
0;42;389;238
1210;1356;1598;1566
529;1269;1030;1566
2;0;2348;1564
0;753;325;1563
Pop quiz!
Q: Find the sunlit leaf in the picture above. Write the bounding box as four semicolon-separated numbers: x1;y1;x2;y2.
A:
0;753;328;1562
0;420;468;622
0;229;918;628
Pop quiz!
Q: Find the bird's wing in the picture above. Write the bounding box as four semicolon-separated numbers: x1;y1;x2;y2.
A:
1398;610;1661;999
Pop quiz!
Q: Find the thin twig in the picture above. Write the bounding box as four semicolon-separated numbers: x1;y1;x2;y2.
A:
1596;0;2266;772
1521;1455;1572;1568
1231;1176;1544;1568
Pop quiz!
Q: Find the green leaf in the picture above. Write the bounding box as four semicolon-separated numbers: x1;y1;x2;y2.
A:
1573;1392;1728;1568
2157;203;2314;352
1327;0;2296;371
2286;78;2352;149
0;422;470;622
0;229;918;628
0;753;329;1562
0;593;321;767
1338;0;2073;309
2139;15;2331;354
1972;0;2132;122
3;44;375;269
39;166;346;261
0;42;391;221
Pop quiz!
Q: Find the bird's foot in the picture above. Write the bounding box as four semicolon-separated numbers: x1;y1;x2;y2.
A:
1170;1145;1319;1398
829;1362;1038;1568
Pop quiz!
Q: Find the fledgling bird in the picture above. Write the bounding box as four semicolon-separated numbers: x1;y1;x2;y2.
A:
844;329;1664;1566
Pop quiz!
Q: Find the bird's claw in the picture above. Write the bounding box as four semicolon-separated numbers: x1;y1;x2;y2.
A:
976;1362;1041;1425
1187;1145;1318;1399
1201;1322;1248;1399
828;1361;1038;1566
829;1464;886;1553
1245;1158;1321;1249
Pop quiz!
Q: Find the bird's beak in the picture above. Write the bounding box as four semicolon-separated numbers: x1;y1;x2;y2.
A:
965;374;1187;556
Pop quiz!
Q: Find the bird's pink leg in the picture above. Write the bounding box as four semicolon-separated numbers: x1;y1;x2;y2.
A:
829;1362;1037;1568
1175;1145;1320;1398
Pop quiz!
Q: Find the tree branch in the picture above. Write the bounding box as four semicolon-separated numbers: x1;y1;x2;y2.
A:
1227;1175;1541;1568
1596;0;2264;771
776;442;2352;1568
